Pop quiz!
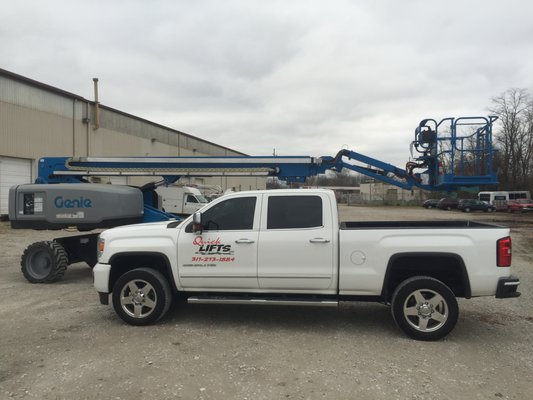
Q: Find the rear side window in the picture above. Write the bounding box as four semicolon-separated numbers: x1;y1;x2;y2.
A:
267;196;322;229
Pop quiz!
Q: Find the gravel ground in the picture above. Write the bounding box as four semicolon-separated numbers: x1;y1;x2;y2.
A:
1;206;532;400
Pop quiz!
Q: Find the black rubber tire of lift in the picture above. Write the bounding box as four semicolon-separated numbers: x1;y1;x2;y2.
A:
21;241;69;283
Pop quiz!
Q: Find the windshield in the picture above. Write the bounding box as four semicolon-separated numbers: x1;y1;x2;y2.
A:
196;195;209;203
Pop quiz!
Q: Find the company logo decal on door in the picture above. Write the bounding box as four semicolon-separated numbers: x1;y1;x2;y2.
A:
193;237;234;255
184;237;235;266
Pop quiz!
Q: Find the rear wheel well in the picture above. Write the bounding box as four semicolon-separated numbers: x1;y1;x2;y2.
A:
109;253;175;294
383;253;470;301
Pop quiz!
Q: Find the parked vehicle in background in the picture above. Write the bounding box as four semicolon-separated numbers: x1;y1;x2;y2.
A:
478;191;531;211
437;197;460;210
422;199;440;209
155;186;209;215
507;199;533;213
458;199;495;213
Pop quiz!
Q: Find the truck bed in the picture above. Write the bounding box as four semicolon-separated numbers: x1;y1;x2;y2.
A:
340;220;501;229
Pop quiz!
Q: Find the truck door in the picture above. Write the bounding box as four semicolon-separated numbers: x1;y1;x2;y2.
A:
257;193;335;291
177;194;260;289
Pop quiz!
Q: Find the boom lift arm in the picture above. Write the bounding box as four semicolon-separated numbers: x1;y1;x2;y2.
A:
35;115;499;193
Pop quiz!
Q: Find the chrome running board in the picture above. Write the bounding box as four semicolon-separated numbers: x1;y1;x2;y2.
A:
187;297;338;307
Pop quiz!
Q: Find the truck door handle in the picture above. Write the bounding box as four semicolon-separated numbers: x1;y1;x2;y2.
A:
309;238;330;243
235;239;255;244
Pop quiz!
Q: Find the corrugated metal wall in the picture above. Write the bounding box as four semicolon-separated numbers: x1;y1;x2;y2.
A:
0;75;76;118
0;71;266;191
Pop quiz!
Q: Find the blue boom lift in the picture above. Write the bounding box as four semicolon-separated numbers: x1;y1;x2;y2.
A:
9;116;498;282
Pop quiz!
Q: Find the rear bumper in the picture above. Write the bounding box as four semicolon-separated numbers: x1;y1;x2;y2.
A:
496;277;521;298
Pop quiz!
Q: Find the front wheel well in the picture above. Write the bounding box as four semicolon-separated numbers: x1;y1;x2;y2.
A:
382;253;471;301
108;253;175;294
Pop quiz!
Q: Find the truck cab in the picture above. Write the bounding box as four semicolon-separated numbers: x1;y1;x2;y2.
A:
180;190;337;292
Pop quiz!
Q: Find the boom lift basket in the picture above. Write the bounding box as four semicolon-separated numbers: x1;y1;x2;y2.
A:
411;116;498;190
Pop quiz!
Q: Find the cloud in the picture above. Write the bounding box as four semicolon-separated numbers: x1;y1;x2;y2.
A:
1;0;532;168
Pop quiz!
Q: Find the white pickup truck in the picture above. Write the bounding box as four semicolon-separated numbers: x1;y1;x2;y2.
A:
93;189;520;340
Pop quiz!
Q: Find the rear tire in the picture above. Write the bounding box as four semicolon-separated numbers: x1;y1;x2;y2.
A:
391;276;458;341
21;241;68;283
112;267;172;326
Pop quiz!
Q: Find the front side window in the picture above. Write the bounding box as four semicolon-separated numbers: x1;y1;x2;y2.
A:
186;194;198;203
267;195;322;229
201;197;256;231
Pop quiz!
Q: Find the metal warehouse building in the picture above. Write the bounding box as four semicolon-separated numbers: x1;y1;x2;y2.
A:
0;68;265;216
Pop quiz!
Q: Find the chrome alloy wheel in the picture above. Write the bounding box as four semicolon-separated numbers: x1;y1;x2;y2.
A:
403;289;449;332
119;279;158;319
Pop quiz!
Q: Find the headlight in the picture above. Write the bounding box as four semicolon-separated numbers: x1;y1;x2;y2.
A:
97;236;105;260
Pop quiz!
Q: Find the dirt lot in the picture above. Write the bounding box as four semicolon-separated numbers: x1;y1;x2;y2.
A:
1;206;532;400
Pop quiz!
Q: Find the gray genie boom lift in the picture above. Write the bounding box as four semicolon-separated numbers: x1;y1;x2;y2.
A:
8;116;498;283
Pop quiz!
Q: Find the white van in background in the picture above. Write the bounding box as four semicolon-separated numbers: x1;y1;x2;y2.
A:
155;186;208;215
478;191;531;210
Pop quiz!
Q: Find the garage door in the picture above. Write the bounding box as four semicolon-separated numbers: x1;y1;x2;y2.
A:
0;157;32;216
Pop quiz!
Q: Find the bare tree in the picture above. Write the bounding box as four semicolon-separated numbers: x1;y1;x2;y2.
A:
489;88;533;190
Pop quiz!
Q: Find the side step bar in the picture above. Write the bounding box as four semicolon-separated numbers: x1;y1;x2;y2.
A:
187;296;339;307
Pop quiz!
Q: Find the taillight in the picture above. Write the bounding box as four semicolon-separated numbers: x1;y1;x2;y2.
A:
497;236;512;267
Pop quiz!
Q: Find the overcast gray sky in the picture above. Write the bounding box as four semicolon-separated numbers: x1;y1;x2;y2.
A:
1;0;532;166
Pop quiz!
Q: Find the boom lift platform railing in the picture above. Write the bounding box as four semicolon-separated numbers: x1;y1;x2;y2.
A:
408;115;498;189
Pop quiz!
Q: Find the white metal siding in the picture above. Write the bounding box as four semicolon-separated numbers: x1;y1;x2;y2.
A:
109;176;128;185
0;156;32;215
0;76;75;118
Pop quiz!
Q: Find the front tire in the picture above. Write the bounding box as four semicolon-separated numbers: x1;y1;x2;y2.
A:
21;241;68;283
112;268;172;326
391;276;458;341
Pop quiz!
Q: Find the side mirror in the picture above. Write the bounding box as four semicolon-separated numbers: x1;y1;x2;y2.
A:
193;212;201;224
192;212;202;234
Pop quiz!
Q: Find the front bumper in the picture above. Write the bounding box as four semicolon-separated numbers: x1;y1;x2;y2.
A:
93;262;111;293
496;277;521;298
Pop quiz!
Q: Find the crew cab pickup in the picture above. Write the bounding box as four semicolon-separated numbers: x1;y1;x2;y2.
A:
93;189;520;340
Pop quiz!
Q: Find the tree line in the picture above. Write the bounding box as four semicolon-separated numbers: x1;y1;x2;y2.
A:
490;88;533;192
